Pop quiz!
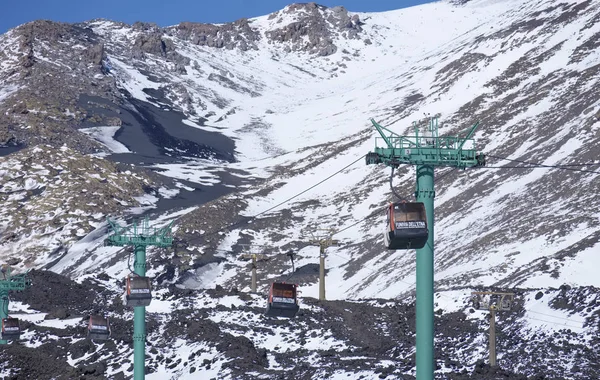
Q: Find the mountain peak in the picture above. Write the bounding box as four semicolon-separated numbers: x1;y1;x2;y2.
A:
256;2;364;56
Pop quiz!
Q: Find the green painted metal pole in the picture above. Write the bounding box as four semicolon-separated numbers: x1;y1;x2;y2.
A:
0;291;8;345
133;244;147;380
415;164;435;380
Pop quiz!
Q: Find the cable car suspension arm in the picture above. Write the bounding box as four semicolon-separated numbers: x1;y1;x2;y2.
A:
390;166;408;202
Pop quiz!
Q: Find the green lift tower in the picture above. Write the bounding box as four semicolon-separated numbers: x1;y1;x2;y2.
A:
366;116;484;380
105;217;173;380
0;266;31;345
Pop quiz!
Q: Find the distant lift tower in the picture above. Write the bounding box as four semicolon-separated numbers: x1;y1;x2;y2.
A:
472;291;514;367
0;266;31;345
105;217;173;380
310;230;339;301
239;244;270;293
366;117;485;380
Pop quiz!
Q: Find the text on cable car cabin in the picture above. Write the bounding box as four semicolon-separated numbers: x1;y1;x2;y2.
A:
273;289;294;297
130;288;151;294
272;297;295;303
395;221;426;229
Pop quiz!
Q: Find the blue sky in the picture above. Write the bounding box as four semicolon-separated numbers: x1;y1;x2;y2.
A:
0;0;436;34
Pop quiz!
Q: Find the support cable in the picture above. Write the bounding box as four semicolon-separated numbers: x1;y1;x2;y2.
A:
175;154;598;251
325;250;586;330
180;154;366;248
485;155;600;175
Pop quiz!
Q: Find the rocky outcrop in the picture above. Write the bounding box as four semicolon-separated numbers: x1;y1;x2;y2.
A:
170;18;261;51
129;30;191;73
83;43;105;65
133;32;174;57
0;20;123;151
265;3;364;56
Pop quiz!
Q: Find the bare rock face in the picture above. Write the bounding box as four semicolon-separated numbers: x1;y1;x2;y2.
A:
133;32;174;57
83;43;105;65
131;21;160;32
170;18;261;51
265;3;364;56
0;20;121;152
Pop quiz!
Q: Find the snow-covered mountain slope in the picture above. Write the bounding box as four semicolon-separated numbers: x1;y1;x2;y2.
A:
125;0;600;299
1;0;600;378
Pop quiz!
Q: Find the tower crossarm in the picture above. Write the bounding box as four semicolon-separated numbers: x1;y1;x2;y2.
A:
0;270;31;291
366;118;485;169
104;218;174;248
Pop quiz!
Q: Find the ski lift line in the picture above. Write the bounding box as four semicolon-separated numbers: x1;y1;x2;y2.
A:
489;154;600;167
251;154;367;219
486;155;600;175
327;250;417;289
326;250;590;328
181;154;367;248
184;157;452;249
525;309;586;324
332;168;458;238
286;249;589;331
479;165;600;173
333;209;383;236
522;315;584;330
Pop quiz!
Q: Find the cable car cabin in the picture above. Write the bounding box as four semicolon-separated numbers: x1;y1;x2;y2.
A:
125;276;152;307
265;282;299;318
385;202;428;250
88;315;111;341
1;318;20;341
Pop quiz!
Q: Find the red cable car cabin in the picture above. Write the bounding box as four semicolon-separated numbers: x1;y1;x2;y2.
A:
265;282;299;318
1;317;20;341
385;202;428;250
125;276;152;307
87;315;111;341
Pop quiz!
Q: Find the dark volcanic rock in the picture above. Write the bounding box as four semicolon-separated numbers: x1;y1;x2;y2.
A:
11;269;101;314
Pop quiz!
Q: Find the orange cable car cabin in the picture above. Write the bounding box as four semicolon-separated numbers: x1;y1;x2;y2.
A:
1;317;20;341
385;202;428;250
265;282;299;318
125;276;152;307
87;315;111;340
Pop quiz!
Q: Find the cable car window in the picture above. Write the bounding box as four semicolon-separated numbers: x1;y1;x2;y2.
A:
3;320;19;332
272;289;294;298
